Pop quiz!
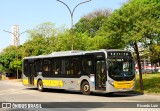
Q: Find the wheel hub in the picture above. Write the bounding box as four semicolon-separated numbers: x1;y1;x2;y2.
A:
84;85;89;91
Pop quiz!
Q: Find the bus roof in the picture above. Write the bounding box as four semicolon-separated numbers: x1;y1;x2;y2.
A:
23;49;130;59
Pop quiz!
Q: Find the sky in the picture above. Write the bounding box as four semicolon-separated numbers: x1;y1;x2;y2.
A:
0;0;128;51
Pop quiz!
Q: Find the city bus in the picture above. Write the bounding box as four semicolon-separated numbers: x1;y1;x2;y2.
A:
22;49;135;95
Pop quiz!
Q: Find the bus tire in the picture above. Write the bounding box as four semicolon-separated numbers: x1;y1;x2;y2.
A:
37;80;44;92
106;92;114;96
81;81;91;95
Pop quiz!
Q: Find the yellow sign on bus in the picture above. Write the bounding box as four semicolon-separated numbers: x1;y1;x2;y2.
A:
43;80;64;87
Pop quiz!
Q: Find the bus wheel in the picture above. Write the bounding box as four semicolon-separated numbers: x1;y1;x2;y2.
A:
37;80;44;92
81;81;91;95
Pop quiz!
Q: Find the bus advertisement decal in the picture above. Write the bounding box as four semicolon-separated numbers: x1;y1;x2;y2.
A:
43;80;64;87
23;79;28;85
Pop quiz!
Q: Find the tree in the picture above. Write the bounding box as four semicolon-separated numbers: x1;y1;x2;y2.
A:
27;22;57;38
9;60;22;72
23;22;60;56
73;9;124;50
74;9;111;37
0;45;20;73
23;36;49;56
99;0;160;91
150;42;160;65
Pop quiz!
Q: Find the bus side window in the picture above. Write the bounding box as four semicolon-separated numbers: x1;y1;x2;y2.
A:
52;59;61;75
82;60;88;75
43;60;50;72
64;58;70;75
82;56;94;75
70;57;81;75
34;59;42;76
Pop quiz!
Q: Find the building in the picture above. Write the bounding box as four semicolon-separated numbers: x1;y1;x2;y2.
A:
11;25;20;46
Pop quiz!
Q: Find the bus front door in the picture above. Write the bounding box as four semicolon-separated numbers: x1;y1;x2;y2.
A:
95;60;106;90
28;63;34;85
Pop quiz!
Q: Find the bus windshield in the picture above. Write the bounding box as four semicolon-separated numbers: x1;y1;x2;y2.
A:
108;58;134;78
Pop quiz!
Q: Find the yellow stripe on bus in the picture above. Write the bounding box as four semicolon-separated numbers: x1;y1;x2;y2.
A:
23;79;28;85
43;80;64;87
34;80;37;86
23;79;63;87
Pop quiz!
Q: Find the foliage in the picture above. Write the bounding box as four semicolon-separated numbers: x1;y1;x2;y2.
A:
100;0;160;47
148;43;160;64
74;9;111;37
23;22;69;55
23;36;49;56
9;60;22;71
0;46;17;71
73;8;124;50
27;22;57;39
0;65;6;72
0;45;23;74
53;29;71;51
136;74;160;93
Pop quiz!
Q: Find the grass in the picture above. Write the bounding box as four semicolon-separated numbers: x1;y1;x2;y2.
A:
135;73;160;94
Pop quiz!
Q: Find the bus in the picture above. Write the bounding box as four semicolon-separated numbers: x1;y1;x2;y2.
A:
22;49;135;95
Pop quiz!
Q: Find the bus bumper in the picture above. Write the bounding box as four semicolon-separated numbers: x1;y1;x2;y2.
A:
106;80;136;93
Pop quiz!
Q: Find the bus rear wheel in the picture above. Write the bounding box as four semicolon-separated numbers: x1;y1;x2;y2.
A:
81;81;91;95
37;80;44;92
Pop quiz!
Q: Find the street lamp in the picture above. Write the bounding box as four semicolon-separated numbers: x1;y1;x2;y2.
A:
3;30;27;79
57;0;92;50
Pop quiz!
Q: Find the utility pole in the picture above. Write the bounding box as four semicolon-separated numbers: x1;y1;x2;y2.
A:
4;26;26;79
57;0;92;50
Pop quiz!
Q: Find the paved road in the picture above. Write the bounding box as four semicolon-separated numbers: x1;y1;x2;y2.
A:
0;80;159;111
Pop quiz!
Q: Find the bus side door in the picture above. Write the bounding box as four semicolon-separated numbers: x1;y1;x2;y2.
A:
95;59;107;90
28;63;34;85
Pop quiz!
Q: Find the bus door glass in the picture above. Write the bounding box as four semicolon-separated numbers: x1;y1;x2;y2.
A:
95;54;107;90
95;59;106;90
28;63;34;85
